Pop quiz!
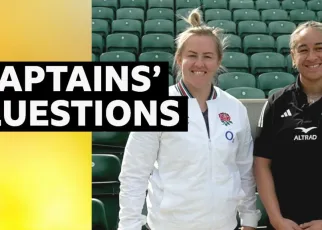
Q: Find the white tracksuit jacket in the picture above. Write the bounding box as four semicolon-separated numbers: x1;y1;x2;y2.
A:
118;82;261;230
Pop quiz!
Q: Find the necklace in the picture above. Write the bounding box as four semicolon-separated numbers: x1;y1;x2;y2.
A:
307;95;322;104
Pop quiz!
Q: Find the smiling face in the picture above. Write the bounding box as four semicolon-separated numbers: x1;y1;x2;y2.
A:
291;27;322;82
176;34;221;89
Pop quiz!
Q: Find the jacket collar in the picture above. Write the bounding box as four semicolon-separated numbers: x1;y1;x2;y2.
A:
175;79;217;100
293;74;322;109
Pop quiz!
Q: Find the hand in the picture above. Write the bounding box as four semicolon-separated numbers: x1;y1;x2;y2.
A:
272;217;302;230
300;220;322;230
241;226;255;230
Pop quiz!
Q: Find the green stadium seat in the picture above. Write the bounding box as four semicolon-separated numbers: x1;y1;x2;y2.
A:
256;0;281;12
208;20;237;34
268;87;283;97
139;51;173;73
218;72;256;90
285;54;298;75
226;87;266;99
176;0;201;10
176;8;194;21
92;33;104;55
120;0;147;10
92;53;98;62
92;0;118;11
261;9;289;24
318;11;322;21
144;19;174;36
92;198;109;230
100;51;137;62
92;7;115;26
176;20;190;35
205;9;232;22
92;131;129;160
276;35;291;55
289;10;316;25
229;0;255;11
243;34;275;55
250;52;285;75
256;193;269;227
238;20;268;38
141;34;175;53
233;9;260;24
116;8;145;23
282;0;306;12
203;0;228;10
93;19;110;37
226;34;242;52
93;132;130;148
257;72;295;95
307;0;322;12
222;52;249;72
92;154;121;230
92;154;121;181
148;0;174;9
106;33;139;55
147;8;174;21
268;21;296;38
112;19;142;37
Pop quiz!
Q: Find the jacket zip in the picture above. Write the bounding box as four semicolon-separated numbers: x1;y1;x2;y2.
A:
206;106;215;227
208;138;213;181
204;105;214;181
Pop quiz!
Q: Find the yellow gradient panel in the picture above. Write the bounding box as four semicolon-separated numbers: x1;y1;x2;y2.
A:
0;1;90;61
0;133;91;230
0;0;92;230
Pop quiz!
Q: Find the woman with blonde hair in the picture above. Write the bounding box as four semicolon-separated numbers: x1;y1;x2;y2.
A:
254;21;322;230
118;8;261;230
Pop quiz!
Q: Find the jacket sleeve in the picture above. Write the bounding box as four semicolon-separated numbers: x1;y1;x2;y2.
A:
118;131;161;230
236;106;261;228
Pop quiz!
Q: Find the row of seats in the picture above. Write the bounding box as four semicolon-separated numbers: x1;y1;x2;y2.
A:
222;52;297;75
94;26;293;52
92;50;174;73
94;8;322;29
219;71;295;95
92;49;292;98
93;7;322;25
92;0;322;12
225;34;291;54
226;86;280;98
94;30;292;55
93;32;293;54
93;17;301;38
92;49;297;75
224;51;297;75
94;31;292;55
177;9;320;23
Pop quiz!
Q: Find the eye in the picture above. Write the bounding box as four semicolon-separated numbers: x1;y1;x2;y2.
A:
205;56;212;59
316;47;322;51
298;49;308;53
188;54;196;57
